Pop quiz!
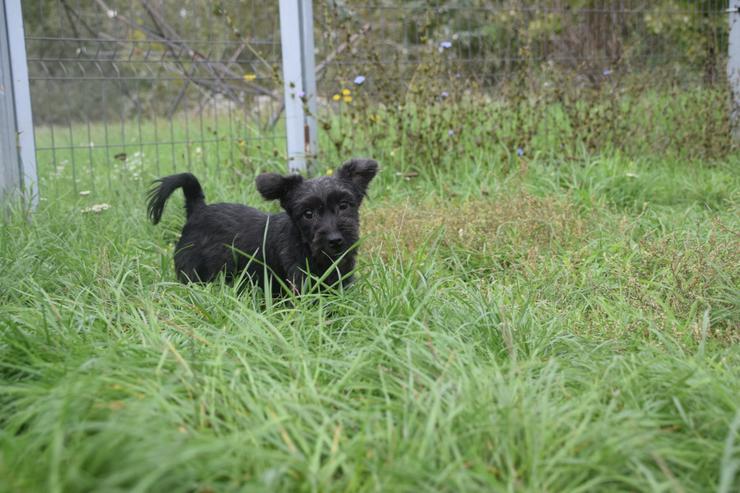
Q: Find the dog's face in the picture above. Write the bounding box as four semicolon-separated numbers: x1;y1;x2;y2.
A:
256;158;378;261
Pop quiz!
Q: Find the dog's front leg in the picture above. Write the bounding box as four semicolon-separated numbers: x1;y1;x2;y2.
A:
286;266;308;295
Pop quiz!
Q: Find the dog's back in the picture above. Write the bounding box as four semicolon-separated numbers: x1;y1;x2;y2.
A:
174;203;298;286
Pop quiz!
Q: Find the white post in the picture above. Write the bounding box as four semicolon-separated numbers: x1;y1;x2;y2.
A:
0;0;38;207
279;0;318;174
300;0;318;164
729;1;740;140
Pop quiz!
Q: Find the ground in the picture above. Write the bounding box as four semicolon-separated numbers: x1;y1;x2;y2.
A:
1;102;739;492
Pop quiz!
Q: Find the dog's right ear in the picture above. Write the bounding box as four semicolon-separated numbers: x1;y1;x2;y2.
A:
256;173;303;201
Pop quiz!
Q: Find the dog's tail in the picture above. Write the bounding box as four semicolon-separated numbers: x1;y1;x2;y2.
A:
147;173;205;224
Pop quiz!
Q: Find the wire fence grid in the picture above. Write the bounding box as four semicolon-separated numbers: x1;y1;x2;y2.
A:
23;1;729;199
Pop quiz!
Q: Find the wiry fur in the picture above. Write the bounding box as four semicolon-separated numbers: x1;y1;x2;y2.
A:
146;159;378;295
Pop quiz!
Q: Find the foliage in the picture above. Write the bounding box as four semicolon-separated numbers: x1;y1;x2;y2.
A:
2;86;740;491
24;0;727;125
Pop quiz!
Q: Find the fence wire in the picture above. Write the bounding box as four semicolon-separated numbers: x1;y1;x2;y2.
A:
310;1;728;110
26;0;285;198
24;1;728;198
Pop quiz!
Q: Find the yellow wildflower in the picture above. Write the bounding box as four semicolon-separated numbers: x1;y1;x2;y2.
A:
243;73;256;82
341;88;351;96
332;94;341;101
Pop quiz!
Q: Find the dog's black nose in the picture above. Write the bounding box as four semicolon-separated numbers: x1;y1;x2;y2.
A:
327;235;344;251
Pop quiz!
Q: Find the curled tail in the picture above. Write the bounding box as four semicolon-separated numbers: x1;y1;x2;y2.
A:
147;173;205;224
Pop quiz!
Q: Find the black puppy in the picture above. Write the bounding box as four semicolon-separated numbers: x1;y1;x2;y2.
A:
147;158;378;294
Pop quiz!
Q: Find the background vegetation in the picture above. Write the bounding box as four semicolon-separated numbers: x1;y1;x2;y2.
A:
3;94;740;491
1;1;738;491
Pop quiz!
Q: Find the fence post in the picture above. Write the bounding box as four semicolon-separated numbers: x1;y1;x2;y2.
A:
279;0;318;174
0;0;37;208
729;0;740;139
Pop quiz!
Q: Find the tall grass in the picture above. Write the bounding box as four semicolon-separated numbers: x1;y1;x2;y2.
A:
2;90;739;492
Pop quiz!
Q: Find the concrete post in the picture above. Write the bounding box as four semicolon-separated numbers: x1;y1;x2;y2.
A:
728;1;740;139
279;0;318;174
0;0;37;208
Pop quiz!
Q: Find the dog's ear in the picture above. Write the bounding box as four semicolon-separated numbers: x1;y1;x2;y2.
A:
335;158;378;197
256;173;303;201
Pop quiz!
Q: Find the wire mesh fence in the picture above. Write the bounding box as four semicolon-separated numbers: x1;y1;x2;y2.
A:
313;1;727;93
309;1;729;164
25;1;285;198
24;1;729;199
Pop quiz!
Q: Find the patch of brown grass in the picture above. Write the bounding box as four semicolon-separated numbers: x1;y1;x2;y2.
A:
362;192;588;264
631;223;740;340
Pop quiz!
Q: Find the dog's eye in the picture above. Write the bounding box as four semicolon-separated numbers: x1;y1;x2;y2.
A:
338;201;350;211
303;210;314;219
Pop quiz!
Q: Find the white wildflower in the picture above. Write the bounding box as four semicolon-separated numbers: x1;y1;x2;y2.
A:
81;203;111;214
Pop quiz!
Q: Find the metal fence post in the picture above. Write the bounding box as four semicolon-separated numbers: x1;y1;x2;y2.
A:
279;0;318;174
729;1;740;139
0;0;37;208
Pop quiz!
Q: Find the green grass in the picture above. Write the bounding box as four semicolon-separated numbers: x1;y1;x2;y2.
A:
2;97;740;492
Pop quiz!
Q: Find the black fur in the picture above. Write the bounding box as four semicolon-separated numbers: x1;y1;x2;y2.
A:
147;159;378;294
147;173;205;224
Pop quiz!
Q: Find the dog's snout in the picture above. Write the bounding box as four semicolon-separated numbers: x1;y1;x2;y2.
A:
327;234;344;250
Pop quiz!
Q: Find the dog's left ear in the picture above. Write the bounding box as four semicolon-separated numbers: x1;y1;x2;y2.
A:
335;158;378;198
256;172;303;201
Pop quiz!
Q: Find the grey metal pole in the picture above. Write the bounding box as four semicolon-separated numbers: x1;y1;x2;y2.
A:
1;0;37;208
729;1;740;140
279;0;318;175
300;0;318;167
